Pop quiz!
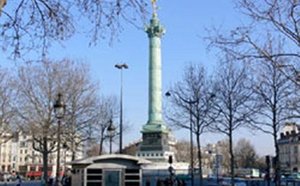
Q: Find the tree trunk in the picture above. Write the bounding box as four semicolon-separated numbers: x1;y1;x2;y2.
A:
71;142;76;161
272;100;280;186
42;137;49;186
99;136;105;155
273;127;280;186
229;132;234;186
99;128;106;155
72;151;76;161
196;132;203;186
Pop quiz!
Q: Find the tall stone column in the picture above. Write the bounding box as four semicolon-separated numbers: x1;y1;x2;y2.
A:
137;10;176;162
146;14;165;126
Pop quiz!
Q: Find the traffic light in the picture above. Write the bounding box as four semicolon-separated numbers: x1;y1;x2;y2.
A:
265;155;270;167
168;155;173;164
265;155;271;181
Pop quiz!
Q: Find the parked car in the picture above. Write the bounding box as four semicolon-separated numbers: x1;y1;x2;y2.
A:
0;172;12;182
221;178;247;186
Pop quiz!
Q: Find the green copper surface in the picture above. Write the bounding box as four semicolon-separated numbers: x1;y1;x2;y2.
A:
142;14;167;133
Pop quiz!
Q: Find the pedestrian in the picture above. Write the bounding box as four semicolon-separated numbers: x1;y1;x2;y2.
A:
156;178;163;186
48;177;54;186
164;178;170;186
16;173;22;186
40;178;46;186
146;177;151;186
67;175;72;186
61;174;71;186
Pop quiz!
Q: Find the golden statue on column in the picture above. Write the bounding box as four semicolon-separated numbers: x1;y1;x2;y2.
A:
0;0;7;16
151;0;158;16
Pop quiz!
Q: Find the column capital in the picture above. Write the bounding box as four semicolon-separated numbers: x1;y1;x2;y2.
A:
146;15;165;38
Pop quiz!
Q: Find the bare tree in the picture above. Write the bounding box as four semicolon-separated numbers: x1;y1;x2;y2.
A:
174;139;193;163
0;0;148;59
92;95;118;155
122;140;141;156
55;60;100;161
207;0;299;84
208;0;299;59
218;138;260;172
251;52;296;185
0;68;16;165
234;138;258;169
166;63;215;186
86;142;100;157
236;0;300;55
13;60;100;185
211;57;256;186
14;61;59;184
0;68;15;138
207;1;300;183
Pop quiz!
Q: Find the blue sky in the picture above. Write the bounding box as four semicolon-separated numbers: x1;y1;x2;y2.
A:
1;0;274;155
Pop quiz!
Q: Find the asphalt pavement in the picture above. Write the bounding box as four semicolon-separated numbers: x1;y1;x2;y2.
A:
0;180;41;186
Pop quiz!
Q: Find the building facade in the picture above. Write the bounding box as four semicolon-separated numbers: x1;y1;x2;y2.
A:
0;133;17;172
0;132;83;178
278;122;300;173
202;142;223;177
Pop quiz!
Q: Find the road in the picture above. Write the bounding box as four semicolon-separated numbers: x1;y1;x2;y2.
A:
0;180;41;186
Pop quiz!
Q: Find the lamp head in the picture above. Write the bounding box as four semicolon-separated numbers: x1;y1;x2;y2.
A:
54;93;66;119
115;63;129;69
107;119;116;136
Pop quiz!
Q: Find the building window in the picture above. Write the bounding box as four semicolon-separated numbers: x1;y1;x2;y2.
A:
20;141;26;147
295;146;298;154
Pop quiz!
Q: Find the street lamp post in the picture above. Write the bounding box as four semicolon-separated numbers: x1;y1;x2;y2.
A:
214;145;220;185
165;91;196;186
62;143;68;173
107;119;116;154
114;63;128;154
53;93;66;186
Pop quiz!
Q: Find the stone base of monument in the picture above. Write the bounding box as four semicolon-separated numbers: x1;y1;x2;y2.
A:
136;129;177;162
141;161;190;186
142;161;189;174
